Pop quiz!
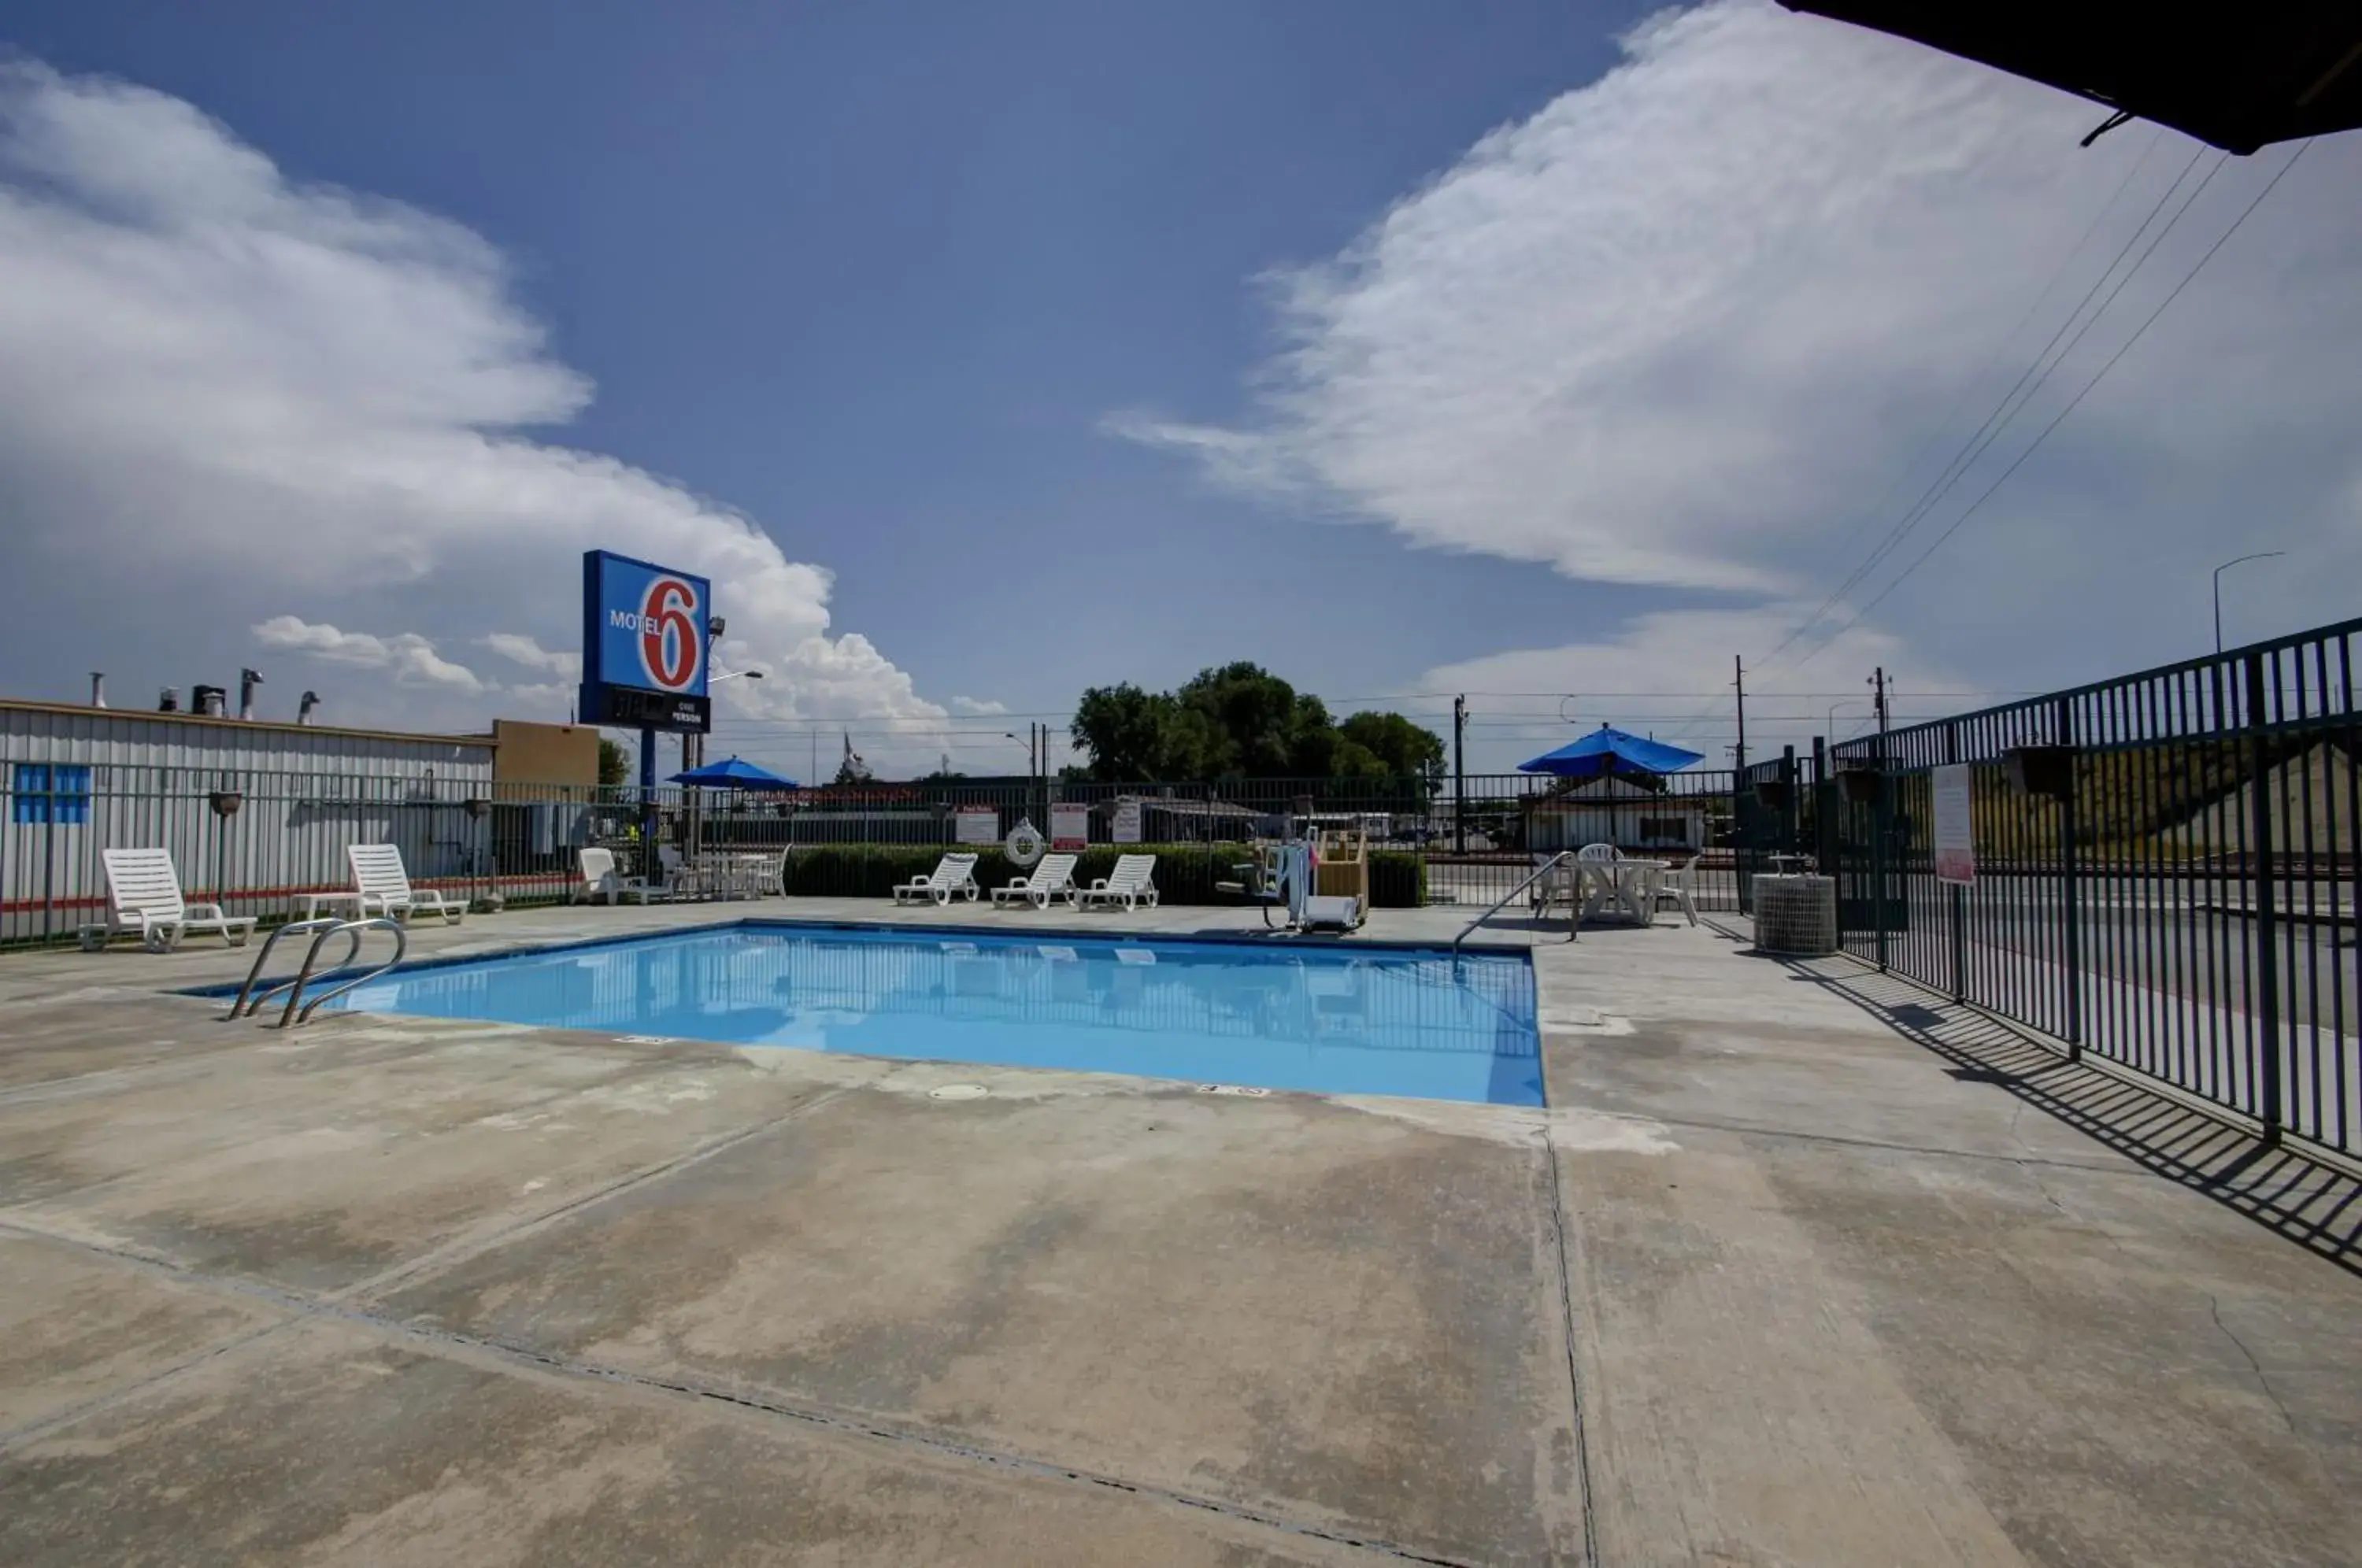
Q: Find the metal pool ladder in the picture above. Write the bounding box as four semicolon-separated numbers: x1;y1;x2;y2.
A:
225;916;408;1028
1453;851;1579;952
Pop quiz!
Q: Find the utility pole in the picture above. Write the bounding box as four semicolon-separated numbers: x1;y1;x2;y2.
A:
1733;656;1747;777
1453;695;1468;855
1871;667;1890;734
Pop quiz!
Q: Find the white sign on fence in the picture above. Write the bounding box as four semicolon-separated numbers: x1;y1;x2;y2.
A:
1932;764;1976;886
1051;802;1090;852
953;805;998;845
1111;798;1142;845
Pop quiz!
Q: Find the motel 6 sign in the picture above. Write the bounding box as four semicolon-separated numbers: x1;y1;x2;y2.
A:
579;549;714;733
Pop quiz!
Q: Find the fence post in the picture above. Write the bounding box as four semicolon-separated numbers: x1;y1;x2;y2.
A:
1947;719;1967;1004
2059;696;2082;1060
1812;737;1836;883
1872;733;1890;972
2244;652;2283;1144
1781;745;1798;854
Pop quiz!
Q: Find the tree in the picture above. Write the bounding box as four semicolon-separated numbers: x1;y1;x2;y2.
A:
597;738;628;788
1338;712;1446;782
1069;663;1444;786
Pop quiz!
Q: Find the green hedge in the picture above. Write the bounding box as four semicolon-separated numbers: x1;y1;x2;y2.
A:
776;842;1424;908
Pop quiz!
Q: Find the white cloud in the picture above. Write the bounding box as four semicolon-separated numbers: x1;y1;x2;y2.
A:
1114;1;2362;682
479;633;580;679
0;60;947;753
251;615;483;691
949;694;1009;716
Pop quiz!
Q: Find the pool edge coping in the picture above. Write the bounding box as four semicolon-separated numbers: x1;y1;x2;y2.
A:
178;914;1538;998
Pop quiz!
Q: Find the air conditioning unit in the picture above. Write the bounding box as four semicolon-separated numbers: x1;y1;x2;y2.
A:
1755;875;1838;956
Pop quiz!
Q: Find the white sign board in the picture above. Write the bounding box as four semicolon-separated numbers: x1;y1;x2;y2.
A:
1051;802;1090;852
1931;764;1976;886
953;806;998;846
1111;799;1143;845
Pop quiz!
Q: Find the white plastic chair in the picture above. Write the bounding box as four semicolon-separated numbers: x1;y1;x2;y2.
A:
894;852;981;905
1656;854;1700;926
991;852;1079;908
576;847;661;904
347;844;468;925
1530;852;1580;916
1079;854;1160;912
1575;842;1622;864
81;848;256;951
744;849;788;897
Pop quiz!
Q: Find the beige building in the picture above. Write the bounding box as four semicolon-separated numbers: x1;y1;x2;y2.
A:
487;719;603;796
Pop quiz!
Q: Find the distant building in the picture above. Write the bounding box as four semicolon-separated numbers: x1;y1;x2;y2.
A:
1523;777;1707;852
486;719;602;797
1091;795;1263;842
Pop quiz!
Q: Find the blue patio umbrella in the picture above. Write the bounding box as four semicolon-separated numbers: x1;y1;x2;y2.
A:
1516;725;1704;780
669;755;798;790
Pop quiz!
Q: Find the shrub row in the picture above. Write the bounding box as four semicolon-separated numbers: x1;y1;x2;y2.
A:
773;842;1425;908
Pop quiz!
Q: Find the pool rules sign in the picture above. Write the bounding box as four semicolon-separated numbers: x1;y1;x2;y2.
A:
1931;764;1976;886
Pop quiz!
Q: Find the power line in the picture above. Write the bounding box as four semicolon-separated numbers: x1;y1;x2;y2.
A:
1811;137;2314;645
1759;143;2220;677
1791;128;2169;607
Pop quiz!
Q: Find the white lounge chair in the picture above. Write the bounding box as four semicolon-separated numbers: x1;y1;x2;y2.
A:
991;852;1079;909
1079;854;1159;912
894;852;980;905
346;843;468;925
80;848;256;952
575;847;662;905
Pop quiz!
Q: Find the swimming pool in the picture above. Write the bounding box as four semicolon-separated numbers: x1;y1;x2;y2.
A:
324;923;1542;1106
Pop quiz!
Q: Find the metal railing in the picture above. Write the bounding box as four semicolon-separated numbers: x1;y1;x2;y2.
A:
1823;616;2362;1159
225;915;407;1027
1453;852;1578;949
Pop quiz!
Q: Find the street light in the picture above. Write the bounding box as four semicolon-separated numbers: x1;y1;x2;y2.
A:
1826;700;1866;738
712;668;765;683
2212;552;2285;654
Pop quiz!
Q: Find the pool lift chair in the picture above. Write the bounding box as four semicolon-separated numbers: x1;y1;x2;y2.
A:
1228;837;1364;935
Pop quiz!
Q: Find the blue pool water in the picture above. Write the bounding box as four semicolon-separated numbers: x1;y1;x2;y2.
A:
325;923;1542;1106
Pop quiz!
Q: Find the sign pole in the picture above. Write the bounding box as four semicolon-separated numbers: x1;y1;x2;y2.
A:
639;725;659;857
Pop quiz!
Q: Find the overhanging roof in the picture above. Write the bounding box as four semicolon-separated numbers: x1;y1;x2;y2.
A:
1780;4;2362;154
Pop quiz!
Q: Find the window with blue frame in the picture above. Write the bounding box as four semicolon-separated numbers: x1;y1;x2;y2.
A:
10;764;92;825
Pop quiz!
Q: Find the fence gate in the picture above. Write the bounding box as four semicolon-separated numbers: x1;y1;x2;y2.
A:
1733;750;1803;914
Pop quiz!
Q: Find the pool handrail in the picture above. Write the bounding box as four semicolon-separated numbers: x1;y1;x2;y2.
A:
224;915;407;1026
1452;851;1579;951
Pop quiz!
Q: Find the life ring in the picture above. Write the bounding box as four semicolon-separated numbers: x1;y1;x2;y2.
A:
1005;821;1045;867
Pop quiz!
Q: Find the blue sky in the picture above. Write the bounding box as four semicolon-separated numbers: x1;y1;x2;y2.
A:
2;2;2357;774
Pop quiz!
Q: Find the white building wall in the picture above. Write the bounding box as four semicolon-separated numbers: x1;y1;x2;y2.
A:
1;701;495;941
1527;798;1706;852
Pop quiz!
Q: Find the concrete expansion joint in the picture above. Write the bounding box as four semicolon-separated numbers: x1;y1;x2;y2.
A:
0;1215;1483;1566
376;1312;1496;1566
337;1083;862;1306
1535;1126;1601;1568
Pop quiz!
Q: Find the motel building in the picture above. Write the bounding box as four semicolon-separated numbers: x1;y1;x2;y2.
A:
0;685;601;945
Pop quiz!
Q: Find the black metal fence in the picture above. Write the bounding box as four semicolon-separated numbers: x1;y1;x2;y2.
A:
0;762;1746;945
1820;616;2361;1161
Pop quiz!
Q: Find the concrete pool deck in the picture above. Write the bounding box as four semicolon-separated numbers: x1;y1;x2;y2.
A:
1;897;2357;1565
